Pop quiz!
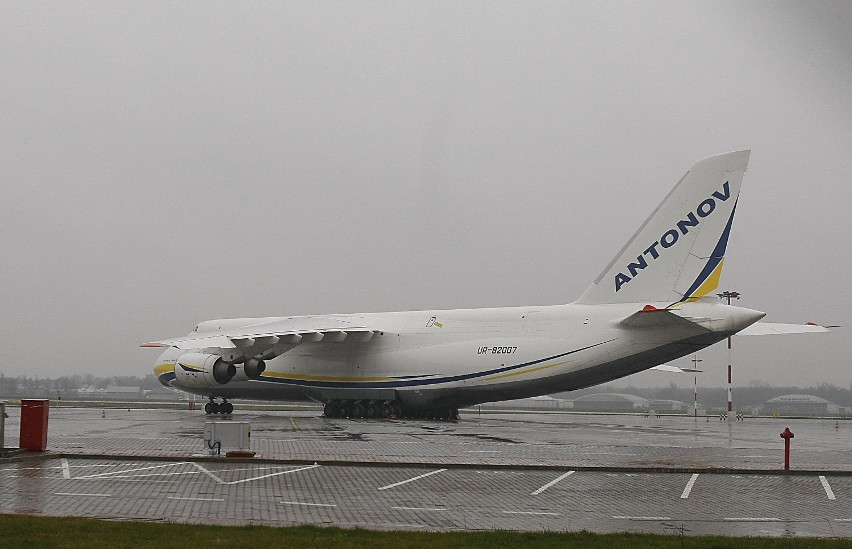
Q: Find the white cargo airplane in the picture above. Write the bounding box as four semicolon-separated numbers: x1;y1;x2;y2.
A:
143;150;829;418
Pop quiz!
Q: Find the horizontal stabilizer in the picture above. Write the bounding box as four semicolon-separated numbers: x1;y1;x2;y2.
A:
619;306;710;333
651;364;703;373
735;322;833;336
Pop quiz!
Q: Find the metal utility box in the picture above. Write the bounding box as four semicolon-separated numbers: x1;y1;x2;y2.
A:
204;421;251;455
20;399;50;451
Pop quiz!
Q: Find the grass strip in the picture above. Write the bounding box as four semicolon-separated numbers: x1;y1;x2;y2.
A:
0;514;848;549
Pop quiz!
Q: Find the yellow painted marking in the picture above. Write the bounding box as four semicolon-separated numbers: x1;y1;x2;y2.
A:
289;417;300;431
484;360;568;381
154;363;175;376
434;322;444;328
683;259;725;303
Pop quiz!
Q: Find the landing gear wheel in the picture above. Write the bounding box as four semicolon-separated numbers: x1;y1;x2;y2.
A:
205;402;214;414
351;401;366;418
324;401;340;418
365;401;378;419
380;402;393;419
222;402;234;415
338;401;351;418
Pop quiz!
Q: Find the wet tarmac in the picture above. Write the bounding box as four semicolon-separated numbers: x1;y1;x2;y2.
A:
1;405;851;537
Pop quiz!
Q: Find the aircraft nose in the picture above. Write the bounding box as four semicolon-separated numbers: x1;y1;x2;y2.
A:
153;348;179;387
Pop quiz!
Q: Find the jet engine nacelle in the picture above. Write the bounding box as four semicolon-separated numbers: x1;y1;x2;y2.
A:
231;357;267;382
244;357;266;378
174;353;236;388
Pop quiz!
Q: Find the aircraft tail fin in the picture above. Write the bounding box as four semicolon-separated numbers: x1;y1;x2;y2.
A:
576;150;750;305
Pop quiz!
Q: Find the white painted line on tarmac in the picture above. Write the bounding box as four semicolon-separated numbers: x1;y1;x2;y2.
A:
190;463;225;484
613;516;672;521
680;473;699;499
55;492;111;497
723;517;781;522
225;464;320;485
820;476;837;500
504;510;559;516
391;506;447;512
531;470;575;495
280;500;337;507
168;496;225;502
75;462;190;480
192;463;320;485
835;519;852;522
61;458;71;479
378;468;447;491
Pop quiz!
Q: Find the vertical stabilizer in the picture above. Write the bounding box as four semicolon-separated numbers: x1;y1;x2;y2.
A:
576;150;750;305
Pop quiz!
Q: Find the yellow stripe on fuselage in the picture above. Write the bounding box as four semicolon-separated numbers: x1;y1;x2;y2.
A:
483;360;567;381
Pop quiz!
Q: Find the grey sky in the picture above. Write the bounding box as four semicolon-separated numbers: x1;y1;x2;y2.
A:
1;2;850;390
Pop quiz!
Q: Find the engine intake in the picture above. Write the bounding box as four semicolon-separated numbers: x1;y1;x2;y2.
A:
174;353;236;388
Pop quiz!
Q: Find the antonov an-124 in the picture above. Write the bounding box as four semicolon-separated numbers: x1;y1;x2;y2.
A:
143;150;830;419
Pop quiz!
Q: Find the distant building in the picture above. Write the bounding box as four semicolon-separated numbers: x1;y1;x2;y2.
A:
760;394;848;417
479;395;565;410
649;399;691;412
571;393;648;412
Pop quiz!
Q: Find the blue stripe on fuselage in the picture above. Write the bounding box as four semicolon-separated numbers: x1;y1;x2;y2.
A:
257;339;614;389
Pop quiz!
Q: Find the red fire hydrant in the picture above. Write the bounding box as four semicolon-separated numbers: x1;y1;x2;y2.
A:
780;427;794;471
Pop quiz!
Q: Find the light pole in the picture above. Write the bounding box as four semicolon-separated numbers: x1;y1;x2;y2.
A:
691;355;702;418
717;291;740;420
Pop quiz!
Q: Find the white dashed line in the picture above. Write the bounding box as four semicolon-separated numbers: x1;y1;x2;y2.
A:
378;469;447;491
280;501;337;507
723;517;781;522
55;492;111;497
504;510;559;516
168;496;225;502
531;471;575;495
613;515;671;521
680;473;699;499
820;476;836;500
391;506;447;512
61;458;71;479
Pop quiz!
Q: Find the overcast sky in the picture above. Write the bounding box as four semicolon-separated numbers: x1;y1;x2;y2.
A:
1;2;850;391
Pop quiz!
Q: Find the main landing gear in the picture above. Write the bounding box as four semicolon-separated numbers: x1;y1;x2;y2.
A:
204;397;233;415
323;399;459;421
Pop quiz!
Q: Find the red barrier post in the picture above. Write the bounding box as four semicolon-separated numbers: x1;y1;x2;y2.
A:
780;427;794;471
20;399;50;451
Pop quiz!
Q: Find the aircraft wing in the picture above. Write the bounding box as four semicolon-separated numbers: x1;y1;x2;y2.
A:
735;322;834;336
141;317;374;350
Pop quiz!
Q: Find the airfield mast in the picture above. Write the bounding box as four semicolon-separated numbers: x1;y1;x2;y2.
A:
717;290;740;420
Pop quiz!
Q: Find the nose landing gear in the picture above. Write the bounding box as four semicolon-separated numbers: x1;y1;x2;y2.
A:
204;397;234;415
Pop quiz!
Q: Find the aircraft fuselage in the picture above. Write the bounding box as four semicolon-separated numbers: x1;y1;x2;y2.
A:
155;301;764;410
